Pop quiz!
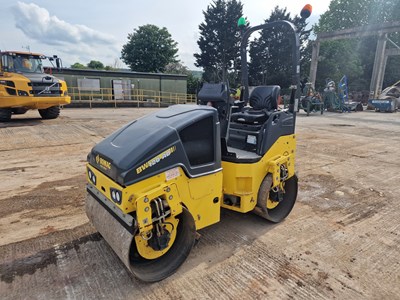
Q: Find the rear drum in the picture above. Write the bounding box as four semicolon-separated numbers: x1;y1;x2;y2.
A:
254;174;298;223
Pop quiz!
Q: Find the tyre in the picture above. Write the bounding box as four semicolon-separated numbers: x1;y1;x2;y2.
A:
306;101;311;116
128;208;196;282
12;108;28;115
355;103;363;111
254;174;298;223
0;108;12;122
38;106;60;119
301;98;311;116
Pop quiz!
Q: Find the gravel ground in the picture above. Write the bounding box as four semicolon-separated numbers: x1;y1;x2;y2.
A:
0;107;399;299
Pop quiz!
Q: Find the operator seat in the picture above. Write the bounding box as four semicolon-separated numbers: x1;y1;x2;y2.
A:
227;85;281;154
231;85;280;124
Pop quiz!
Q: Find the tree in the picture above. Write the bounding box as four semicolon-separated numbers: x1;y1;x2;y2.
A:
314;0;400;90
187;73;201;94
165;61;189;75
163;62;201;94
121;24;179;73
314;0;397;33
315;40;363;90
194;0;247;84
248;6;311;91
104;58;123;71
70;62;87;69
87;60;105;70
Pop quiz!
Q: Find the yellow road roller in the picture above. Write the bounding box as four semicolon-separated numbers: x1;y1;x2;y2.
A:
86;8;311;282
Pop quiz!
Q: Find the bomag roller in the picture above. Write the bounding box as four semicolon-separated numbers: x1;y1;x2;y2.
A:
86;7;311;282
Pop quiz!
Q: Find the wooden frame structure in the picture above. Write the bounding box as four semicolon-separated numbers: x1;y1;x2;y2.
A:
309;21;400;97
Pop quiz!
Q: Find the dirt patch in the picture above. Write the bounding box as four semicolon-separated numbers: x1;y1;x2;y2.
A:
0;175;85;218
0;166;36;172
0;233;101;284
0;175;87;246
329;124;355;127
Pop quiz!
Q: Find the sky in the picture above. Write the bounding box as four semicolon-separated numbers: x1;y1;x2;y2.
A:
0;0;332;70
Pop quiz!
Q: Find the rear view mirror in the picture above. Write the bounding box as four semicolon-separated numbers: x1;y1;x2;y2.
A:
55;58;62;70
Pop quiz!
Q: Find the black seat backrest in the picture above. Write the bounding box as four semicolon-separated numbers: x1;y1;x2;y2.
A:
198;83;228;104
249;85;280;110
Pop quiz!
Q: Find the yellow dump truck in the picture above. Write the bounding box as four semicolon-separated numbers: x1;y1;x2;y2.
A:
0;51;70;121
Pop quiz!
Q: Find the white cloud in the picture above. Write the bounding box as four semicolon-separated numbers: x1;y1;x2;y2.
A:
7;0;329;69
11;2;118;51
11;2;121;66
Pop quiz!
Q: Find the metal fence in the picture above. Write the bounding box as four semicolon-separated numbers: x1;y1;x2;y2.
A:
68;87;197;108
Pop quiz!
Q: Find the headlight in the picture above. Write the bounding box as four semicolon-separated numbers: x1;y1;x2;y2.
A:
18;90;29;96
0;80;15;87
246;135;257;145
110;188;122;204
87;168;97;185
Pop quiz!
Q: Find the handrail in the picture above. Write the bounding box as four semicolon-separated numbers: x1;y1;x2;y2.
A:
67;87;197;107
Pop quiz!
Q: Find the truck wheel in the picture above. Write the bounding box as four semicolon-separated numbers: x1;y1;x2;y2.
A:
0;108;12;122
128;208;196;282
12;108;28;115
254;174;298;223
38;106;60;119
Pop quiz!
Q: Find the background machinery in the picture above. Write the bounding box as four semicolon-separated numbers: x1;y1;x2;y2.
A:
0;51;70;121
299;82;324;116
323;75;363;112
85;6;311;282
368;80;400;112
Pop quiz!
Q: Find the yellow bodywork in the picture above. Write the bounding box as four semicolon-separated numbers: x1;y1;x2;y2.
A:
134;216;179;259
86;134;295;259
86;165;223;232
87;164;222;259
0;72;70;109
221;134;296;213
86;134;295;228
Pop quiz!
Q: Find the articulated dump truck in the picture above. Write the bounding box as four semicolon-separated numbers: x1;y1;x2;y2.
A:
0;51;70;121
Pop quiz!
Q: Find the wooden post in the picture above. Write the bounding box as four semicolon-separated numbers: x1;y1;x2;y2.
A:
370;33;387;98
309;40;320;89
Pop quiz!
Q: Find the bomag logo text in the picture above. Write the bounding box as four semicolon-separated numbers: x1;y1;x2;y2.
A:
136;146;176;174
96;154;111;170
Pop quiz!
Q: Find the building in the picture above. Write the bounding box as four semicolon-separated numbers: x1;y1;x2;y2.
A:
50;68;192;106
